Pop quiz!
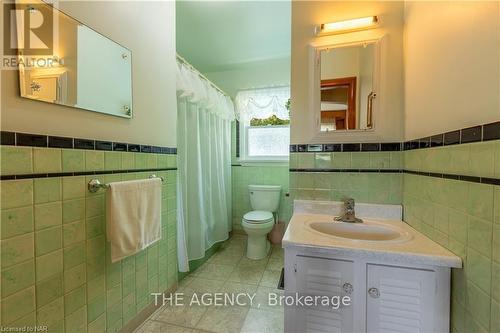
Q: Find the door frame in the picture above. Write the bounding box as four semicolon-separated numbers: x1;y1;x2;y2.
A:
321;76;357;130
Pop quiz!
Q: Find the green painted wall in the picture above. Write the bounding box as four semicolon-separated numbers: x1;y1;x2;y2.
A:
402;140;500;333
0;146;178;332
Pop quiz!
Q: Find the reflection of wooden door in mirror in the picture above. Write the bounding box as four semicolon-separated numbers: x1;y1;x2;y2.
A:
321;77;357;130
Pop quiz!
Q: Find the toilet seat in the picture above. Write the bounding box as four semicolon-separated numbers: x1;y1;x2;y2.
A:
243;210;274;224
241;210;274;260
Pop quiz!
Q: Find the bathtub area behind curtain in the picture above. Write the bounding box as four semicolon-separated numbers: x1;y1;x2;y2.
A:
176;60;234;272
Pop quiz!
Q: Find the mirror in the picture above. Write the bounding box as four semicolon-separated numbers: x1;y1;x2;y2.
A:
319;42;377;131
16;2;133;118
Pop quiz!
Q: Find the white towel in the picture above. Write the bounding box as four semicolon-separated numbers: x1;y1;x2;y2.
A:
106;178;162;263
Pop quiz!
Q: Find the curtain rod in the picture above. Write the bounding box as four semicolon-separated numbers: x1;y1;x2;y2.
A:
176;54;230;98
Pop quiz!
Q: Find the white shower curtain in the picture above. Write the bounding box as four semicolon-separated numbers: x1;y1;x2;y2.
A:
176;61;234;272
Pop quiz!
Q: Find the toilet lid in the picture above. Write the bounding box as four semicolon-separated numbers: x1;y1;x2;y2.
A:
243;211;274;224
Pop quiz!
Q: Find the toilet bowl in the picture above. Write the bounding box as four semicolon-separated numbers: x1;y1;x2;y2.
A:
241;185;281;260
242;211;275;259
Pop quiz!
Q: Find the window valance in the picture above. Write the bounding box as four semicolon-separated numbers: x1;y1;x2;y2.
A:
235;86;290;121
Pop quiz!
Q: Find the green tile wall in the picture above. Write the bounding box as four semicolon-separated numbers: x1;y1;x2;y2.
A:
289;151;403;205
231;120;291;231
404;140;500;178
0;146;178;332
178;241;223;282
232;165;291;232
402;139;500;333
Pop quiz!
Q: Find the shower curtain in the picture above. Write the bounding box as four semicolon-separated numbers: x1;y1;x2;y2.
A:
176;61;234;272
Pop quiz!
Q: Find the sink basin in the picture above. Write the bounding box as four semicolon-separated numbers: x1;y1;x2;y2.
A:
308;221;411;242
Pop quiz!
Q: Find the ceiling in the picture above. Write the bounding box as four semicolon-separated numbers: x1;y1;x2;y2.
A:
176;1;291;73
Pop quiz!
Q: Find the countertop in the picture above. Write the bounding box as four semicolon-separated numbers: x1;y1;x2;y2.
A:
283;203;462;268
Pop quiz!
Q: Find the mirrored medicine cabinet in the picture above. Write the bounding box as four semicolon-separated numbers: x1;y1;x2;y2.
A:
309;37;382;139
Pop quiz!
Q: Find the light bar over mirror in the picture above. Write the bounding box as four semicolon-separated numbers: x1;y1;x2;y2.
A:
316;16;378;36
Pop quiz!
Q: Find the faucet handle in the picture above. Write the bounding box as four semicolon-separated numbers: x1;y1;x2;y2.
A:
344;198;355;209
336;197;363;223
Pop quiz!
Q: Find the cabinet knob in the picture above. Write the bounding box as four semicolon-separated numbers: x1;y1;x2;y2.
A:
368;287;380;298
343;282;353;294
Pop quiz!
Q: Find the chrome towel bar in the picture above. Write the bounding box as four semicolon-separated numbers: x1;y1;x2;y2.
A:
88;174;165;193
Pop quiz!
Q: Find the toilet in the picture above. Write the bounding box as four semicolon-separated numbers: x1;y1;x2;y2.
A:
242;185;282;260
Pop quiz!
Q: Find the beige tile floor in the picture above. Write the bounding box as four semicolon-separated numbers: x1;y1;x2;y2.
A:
135;235;284;333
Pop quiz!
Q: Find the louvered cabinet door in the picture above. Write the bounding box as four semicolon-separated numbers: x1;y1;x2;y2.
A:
366;264;436;333
294;256;354;333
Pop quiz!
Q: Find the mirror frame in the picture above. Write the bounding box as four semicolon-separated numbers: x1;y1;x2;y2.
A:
308;34;385;142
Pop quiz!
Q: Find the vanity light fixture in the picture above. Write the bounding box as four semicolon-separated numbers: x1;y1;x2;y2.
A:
316;16;378;36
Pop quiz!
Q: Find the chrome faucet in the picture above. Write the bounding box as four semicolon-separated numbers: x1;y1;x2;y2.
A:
335;198;363;223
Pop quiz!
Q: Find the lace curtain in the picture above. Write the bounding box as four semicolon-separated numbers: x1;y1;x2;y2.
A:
176;61;235;120
234;86;290;121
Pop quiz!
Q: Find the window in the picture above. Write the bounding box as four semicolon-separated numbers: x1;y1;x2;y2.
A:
235;86;290;162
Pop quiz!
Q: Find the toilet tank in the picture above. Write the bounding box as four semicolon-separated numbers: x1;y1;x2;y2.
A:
248;185;282;212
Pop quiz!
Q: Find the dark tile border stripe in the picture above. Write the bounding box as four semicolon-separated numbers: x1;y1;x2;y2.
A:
113;143;127;151
96;141;113;151
361;143;380;151
0;168;178;180
404;141;419;151
17;133;47;147
1;131;15;145
461;126;482;144
0;131;177;154
443;130;460;146
289;142;402;153
289;168;500;186
324;144;342;152
74;138;94;150
235;120;240;158
419;137;431;149
289;120;499;152
404;170;500;185
343;143;361;152
430;134;444;147
128;144;140;152
407;121;499;149
381;143;401;151
289;168;402;173
49;136;73;149
484;122;500;141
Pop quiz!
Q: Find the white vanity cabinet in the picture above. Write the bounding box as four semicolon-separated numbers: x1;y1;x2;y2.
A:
365;264;440;333
284;249;451;333
293;256;355;332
